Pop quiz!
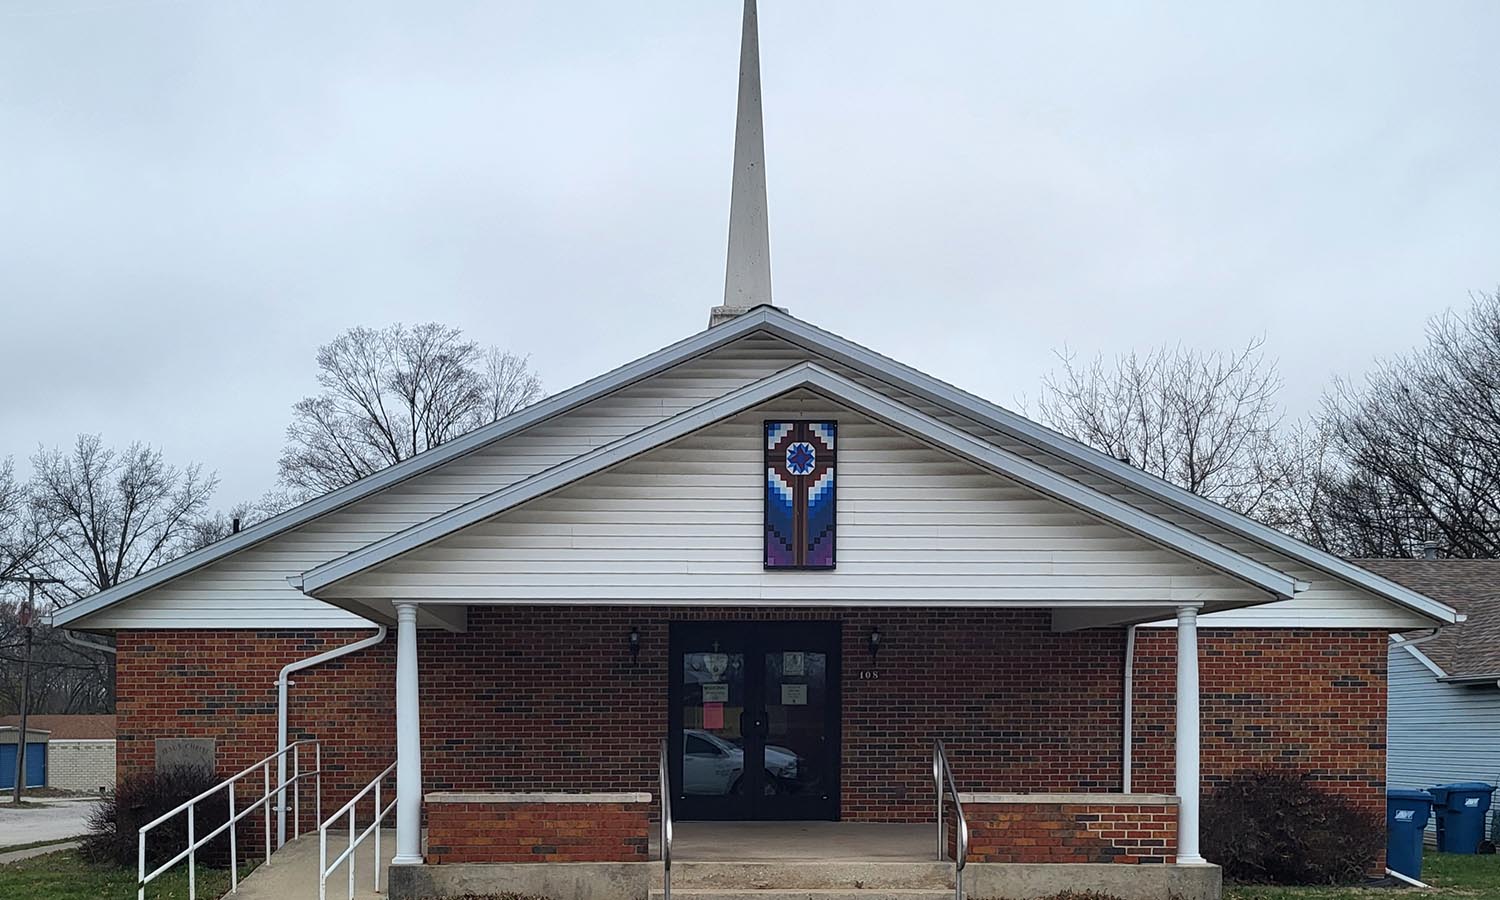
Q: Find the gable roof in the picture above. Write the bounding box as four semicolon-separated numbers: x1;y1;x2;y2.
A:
297;362;1300;606
54;306;1459;628
1360;558;1500;679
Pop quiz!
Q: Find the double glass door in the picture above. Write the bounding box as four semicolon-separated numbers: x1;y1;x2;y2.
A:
668;621;841;821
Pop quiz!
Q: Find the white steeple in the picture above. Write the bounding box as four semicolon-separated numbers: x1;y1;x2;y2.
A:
709;0;781;328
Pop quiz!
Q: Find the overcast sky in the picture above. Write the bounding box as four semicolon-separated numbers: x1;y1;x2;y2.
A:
2;0;1497;507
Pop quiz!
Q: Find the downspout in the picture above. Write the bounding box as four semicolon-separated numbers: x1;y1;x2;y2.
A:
276;626;387;847
1388;628;1441;651
1122;625;1136;794
60;629;117;655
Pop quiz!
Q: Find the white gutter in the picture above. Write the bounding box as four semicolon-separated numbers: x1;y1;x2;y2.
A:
60;629;116;655
276;626;387;846
1389;628;1442;651
1122;624;1136;793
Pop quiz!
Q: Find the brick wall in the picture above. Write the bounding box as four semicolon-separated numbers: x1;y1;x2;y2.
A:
1131;629;1387;812
955;801;1178;864
425;797;650;863
115;630;394;824
419;607;1123;822
47;740;116;793
114;617;1387;838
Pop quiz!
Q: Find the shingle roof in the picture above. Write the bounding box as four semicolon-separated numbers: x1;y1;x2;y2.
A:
1355;559;1500;679
0;714;116;740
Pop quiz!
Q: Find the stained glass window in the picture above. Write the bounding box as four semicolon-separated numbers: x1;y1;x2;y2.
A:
765;420;836;569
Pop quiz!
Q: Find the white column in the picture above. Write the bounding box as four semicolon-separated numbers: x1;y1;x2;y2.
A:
393;602;423;865
1175;604;1206;864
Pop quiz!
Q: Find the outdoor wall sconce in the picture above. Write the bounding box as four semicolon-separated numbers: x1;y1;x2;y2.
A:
868;626;881;660
629;627;641;663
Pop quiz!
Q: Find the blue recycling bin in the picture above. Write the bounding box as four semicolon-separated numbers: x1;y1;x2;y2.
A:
1387;789;1434;879
1429;782;1495;854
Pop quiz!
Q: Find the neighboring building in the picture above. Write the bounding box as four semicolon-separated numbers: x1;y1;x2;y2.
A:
1361;559;1500;840
45;3;1463;899
0;714;118;794
0;726;48;790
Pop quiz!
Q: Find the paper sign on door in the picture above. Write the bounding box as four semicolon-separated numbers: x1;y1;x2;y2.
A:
783;652;805;676
702;702;724;730
781;684;808;706
702;683;729;703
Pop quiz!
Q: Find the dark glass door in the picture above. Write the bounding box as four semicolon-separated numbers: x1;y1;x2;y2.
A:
669;621;841;821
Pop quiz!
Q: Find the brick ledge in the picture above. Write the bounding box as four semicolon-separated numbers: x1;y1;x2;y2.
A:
958;792;1178;805
424;791;652;804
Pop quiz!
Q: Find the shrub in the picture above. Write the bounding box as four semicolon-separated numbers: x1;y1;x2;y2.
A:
1202;770;1383;884
80;765;237;870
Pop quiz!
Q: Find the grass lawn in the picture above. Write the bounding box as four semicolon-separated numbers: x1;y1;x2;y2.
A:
0;848;260;900
1226;852;1500;899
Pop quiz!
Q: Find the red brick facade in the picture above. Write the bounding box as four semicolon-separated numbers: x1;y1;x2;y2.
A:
115;615;1387;839
1131;628;1388;818
955;801;1177;864
424;797;650;863
115;629;395;830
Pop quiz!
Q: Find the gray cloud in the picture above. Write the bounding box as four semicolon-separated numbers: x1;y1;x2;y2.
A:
2;0;1497;504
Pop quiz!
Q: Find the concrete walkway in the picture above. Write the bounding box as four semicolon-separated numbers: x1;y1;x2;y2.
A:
232;829;396;900
0;839;80;864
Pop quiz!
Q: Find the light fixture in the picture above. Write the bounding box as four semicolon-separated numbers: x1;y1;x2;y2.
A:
629;627;641;663
868;626;881;660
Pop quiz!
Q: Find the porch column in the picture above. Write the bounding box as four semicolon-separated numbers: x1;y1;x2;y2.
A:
1175;604;1206;864
393;602;423;865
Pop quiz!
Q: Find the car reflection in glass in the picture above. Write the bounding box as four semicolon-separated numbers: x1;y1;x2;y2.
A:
682;729;804;796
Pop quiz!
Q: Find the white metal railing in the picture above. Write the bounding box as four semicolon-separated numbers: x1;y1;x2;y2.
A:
318;761;397;900
933;740;968;900
659;738;673;900
137;740;322;900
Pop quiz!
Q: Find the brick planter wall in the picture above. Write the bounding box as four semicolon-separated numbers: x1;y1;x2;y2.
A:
424;793;650;863
952;797;1178;864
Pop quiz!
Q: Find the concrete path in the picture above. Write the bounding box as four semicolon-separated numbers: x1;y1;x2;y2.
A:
0;839;80;864
232;828;396;900
0;798;99;847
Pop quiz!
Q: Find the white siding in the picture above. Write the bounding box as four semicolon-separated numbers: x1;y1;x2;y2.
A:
325;394;1266;606
1388;647;1500;840
84;336;809;628
91;330;1426;628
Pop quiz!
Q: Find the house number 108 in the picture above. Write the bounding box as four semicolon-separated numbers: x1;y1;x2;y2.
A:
858;670;879;680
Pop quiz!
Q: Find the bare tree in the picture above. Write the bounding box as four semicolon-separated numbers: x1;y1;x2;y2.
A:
278;323;543;497
30;435;217;595
1317;290;1500;558
0;458;47;582
1035;339;1298;519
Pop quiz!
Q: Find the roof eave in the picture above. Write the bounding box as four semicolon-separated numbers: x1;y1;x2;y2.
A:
52;309;784;628
750;313;1459;625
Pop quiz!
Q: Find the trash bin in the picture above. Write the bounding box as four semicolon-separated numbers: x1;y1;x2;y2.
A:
1429;782;1495;854
1388;789;1434;879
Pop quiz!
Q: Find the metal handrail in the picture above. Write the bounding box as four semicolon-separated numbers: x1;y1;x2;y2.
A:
318;761;398;900
933;740;968;900
659;738;673;900
138;739;322;900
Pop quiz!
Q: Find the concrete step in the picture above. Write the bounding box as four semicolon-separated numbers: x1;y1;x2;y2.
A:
651;890;954;900
652;862;954;891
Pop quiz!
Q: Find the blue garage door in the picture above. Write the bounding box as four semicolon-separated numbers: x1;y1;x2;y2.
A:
0;742;47;789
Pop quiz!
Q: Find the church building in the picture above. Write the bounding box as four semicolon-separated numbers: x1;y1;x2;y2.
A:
53;3;1458;899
